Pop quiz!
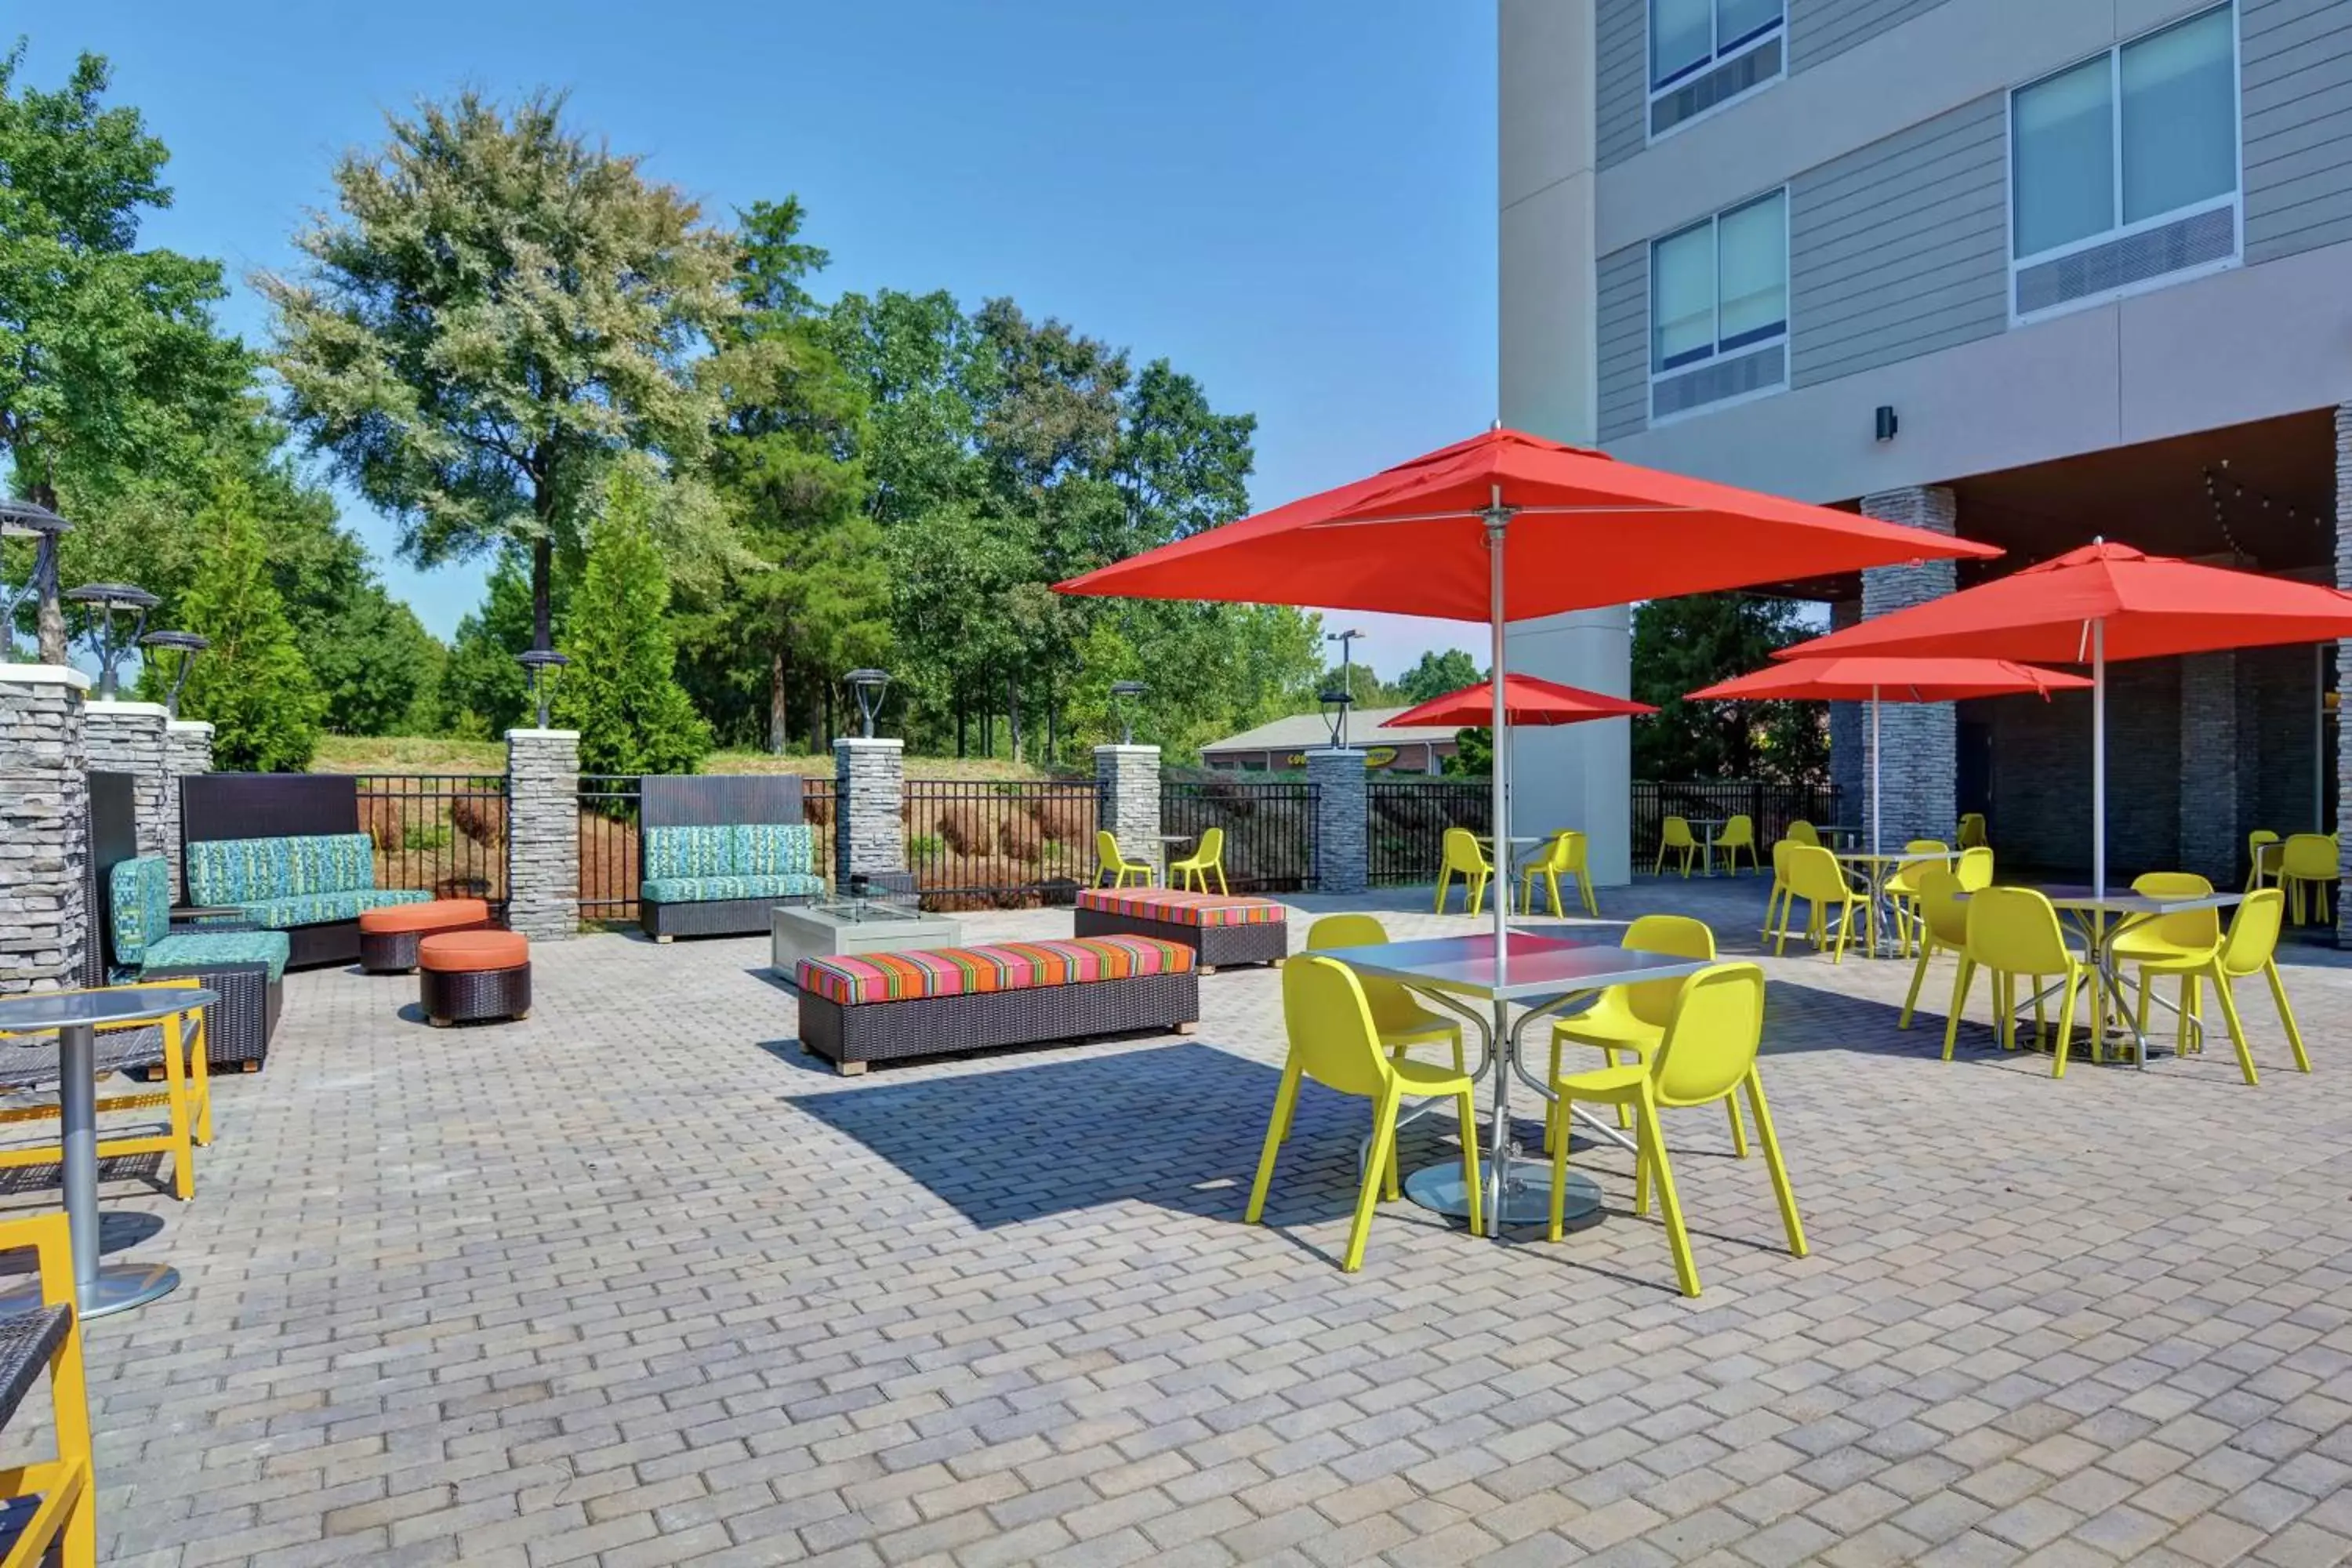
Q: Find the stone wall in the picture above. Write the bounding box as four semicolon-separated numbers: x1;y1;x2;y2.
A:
0;667;89;993
833;739;906;882
1860;487;1958;846
165;720;215;898
506;729;579;941
1308;749;1368;895
1094;745;1163;880
85;699;169;862
1826;597;1865;824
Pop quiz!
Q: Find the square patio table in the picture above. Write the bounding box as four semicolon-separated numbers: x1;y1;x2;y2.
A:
2004;884;2245;1068
1833;848;1961;957
1306;931;1711;1232
1682;818;1726;877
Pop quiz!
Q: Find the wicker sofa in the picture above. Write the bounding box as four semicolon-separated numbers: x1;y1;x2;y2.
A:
794;935;1199;1074
1073;887;1290;970
180;774;430;968
639;776;825;941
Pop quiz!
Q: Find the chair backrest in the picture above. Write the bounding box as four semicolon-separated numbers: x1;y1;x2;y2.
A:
1784;821;1820;848
106;856;173;968
184;833;380;905
1965;886;2072;974
2282;833;2336;879
1958;812;1988;848
1904;838;1949;857
1307;913;1440;1037
1621;914;1718;1029
1651;963;1766;1109
1661;815;1694;848
643;823;814;880
1193;826;1225;863
1955;847;1994;891
1442;826;1488;873
1556;829;1588;871
1095;829;1126;869
1282;954;1393;1099
1915;866;1969;948
1719;813;1755;845
1529;829;1574;873
1769;840;1791;884
2130;871;2220;950
2220;888;2286;978
1784;844;1850;902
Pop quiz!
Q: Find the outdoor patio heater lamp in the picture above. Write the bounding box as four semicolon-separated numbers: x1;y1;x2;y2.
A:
137;631;209;719
845;668;890;739
1318;688;1355;749
516;649;570;730
0;499;72;662
66;583;158;699
1109;680;1146;745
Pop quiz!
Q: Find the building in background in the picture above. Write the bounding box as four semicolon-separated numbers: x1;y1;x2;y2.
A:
1501;0;2350;890
1200;708;1459;774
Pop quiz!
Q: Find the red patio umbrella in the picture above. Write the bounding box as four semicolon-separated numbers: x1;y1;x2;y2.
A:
1686;655;2089;858
1774;541;2352;892
1383;673;1657;730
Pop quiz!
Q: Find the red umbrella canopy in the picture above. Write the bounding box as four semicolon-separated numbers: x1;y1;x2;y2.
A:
1054;427;1998;621
1385;674;1657;729
1688;655;2091;704
1776;541;2352;665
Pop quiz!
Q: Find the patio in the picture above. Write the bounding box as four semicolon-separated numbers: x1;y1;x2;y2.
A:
52;874;2352;1568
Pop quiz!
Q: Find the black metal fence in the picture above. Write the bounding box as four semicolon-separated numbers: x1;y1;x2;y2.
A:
903;779;1097;909
1369;779;1492;887
576;774;837;926
1161;779;1316;893
356;774;510;907
1633;780;1842;863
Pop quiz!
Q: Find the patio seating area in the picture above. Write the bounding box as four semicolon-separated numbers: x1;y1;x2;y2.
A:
40;869;2352;1568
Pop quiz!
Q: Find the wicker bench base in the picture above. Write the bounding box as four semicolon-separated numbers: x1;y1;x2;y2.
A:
421;964;532;1026
138;960;280;1071
1073;909;1288;971
642;895;817;942
797;971;1200;1074
361;919;492;974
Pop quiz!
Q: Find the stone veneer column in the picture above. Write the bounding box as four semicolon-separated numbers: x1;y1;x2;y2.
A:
1094;744;1162;881
1308;748;1369;895
1860;486;1959;848
2336;404;2352;946
505;728;579;941
1825;597;1865;826
2179;653;2251;888
0;666;91;993
84;699;170;863
833;738;907;885
164;720;214;898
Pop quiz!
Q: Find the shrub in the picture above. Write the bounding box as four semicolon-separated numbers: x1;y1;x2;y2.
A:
452;795;507;849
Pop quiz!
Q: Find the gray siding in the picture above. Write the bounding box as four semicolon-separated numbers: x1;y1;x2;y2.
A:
2242;0;2352;265
1789;93;2009;388
1790;0;1951;73
1597;0;1650;171
1597;245;1652;441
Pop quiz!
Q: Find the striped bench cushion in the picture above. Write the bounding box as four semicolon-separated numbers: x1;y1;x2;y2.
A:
797;935;1194;1007
1076;887;1287;928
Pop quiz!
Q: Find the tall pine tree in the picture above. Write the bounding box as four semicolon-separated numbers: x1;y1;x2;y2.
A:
176;476;326;770
555;464;711;776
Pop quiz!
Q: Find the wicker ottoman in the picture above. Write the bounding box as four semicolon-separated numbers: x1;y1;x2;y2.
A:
418;930;532;1026
360;898;493;973
1073;887;1289;970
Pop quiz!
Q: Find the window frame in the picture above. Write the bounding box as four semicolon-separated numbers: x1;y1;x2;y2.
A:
1646;187;1791;427
1645;0;1787;143
2005;2;2243;325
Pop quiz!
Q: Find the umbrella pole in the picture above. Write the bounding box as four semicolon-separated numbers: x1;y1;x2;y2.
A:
2092;621;2106;900
1486;505;1511;1237
1871;686;1882;956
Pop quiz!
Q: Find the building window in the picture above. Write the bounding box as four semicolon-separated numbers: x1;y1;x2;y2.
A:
1651;0;1783;93
2009;5;2238;318
1651;190;1787;373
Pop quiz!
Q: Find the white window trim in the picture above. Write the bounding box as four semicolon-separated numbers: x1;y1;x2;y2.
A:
1644;0;1787;146
1646;187;1791;429
2005;2;2244;328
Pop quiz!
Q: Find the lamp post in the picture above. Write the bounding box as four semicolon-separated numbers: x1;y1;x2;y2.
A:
1;500;72;662
844;668;890;739
516;649;570;730
1319;687;1355;750
1324;627;1367;746
66;583;158;700
1109;680;1146;745
137;631;209;720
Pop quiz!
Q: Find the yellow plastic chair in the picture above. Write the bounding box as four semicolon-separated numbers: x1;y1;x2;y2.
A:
2246;830;2283;892
1094;829;1154;888
1246;955;1483;1271
1548;915;1744;1158
1883;840;1951;958
1773;844;1869;964
1653;816;1699;878
1712;814;1759;876
2125;888;2307;1087
1896;866;1970;1032
1956;846;1994;891
1547;962;1806;1297
1519;829;1598;918
2111;872;2220;979
1784;821;1820;848
1958;812;1989;850
2281;833;2336;926
0;1214;94;1567
0;979;212;1203
1306;914;1464;1072
1945;886;2091;1076
1434;826;1494;914
1170;826;1229;895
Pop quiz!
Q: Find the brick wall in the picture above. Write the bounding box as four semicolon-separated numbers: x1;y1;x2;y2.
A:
0;667;89;993
1860;488;1958;846
1308;749;1368;895
1094;746;1162;880
506;728;579;941
833;739;906;880
1827;597;1865;824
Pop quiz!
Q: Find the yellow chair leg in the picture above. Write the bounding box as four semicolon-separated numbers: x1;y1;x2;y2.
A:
2209;971;2259;1087
159;1014;194;1203
1381;1117;1403;1203
1467;873;1487;917
1341;1089;1400;1272
1744;1071;1807;1258
2051;967;2081;1079
1215;866;1229;895
1898;942;1933;1029
1637;1091;1702;1298
1602;1045;1633;1131
1244;1059;1302;1224
1942;957;1974;1062
1829;903;1850;965
1547;1091;1575;1242
1725;1095;1748;1159
1456;1091;1484;1236
1578;870;1597;917
1434;867;1451;914
2265;960;2311;1073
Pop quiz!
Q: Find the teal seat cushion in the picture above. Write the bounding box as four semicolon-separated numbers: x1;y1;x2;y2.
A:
235;888;434;929
644;824;814;880
143;929;291;983
641;873;826;904
187;833;380;905
108;857;173;967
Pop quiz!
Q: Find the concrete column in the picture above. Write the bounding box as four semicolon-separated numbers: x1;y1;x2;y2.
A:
84;699;170;864
505;728;579;941
164;720;214;898
1308;748;1370;895
0;666;90;993
2179;653;2252;887
1094;744;1162;880
1860;486;1959;848
2336;403;2352;944
833;738;906;884
1826;598;1866;827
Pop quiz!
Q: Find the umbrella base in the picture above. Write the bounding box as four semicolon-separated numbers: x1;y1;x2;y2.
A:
1406;1161;1599;1229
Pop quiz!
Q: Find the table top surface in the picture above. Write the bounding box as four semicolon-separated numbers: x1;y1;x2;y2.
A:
1988;884;2249;916
1836;848;1962;864
780;902;954;930
1309;931;1711;1002
0;987;220;1032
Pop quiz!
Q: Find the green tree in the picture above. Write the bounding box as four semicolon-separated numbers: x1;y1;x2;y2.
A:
437;553;556;738
262;89;740;657
1632;593;1827;783
1397;648;1483;704
554;464;711;775
0;46;248;657
1444;727;1492;778
175;476;325;769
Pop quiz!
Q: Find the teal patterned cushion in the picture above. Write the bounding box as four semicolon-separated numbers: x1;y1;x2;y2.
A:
641;873;826;904
143;929;291;983
234;888;433;929
643;823;813;880
186;833;381;904
108;857;173;965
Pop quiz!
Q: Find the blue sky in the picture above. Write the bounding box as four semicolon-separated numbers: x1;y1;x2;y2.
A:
16;0;1497;678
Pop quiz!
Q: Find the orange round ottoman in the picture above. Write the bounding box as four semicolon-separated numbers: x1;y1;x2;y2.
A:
417;930;531;1026
360;898;492;973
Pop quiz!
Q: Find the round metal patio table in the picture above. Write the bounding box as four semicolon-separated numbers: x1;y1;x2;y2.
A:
0;987;212;1319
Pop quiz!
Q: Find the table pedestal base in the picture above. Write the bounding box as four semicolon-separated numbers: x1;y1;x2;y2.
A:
0;1259;178;1321
1406;1162;1600;1229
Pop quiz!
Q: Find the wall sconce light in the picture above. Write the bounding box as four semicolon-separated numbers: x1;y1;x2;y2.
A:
1874;405;1899;442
